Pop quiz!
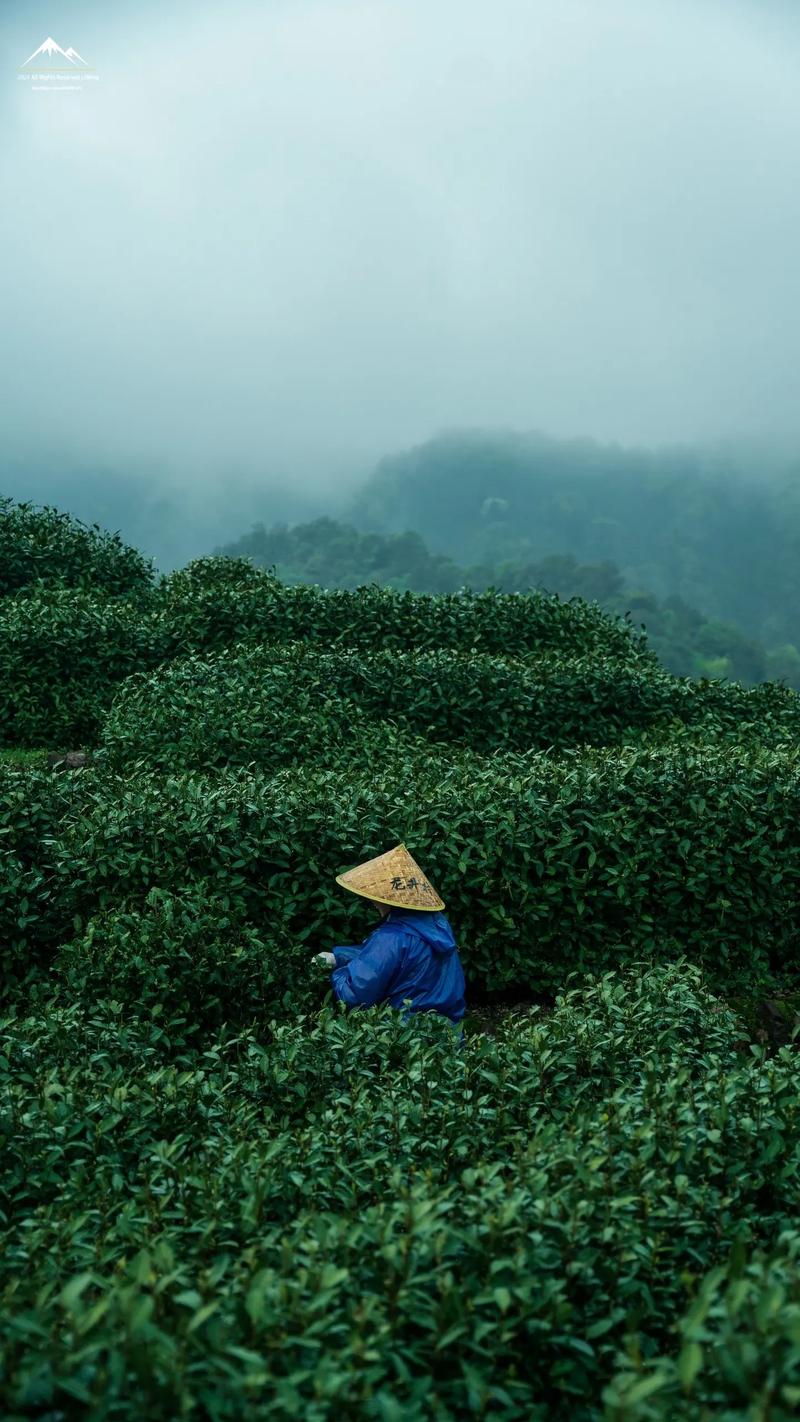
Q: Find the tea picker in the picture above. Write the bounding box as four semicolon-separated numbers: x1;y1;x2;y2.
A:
313;844;466;1024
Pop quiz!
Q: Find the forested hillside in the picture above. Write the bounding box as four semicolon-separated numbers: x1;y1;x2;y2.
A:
353;429;800;655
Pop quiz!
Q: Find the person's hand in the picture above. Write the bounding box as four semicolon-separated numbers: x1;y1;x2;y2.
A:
312;952;336;968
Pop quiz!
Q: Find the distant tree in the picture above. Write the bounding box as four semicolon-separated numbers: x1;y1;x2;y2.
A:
494;555;625;604
214;517;464;593
766;643;800;685
694;654;732;680
694;619;767;685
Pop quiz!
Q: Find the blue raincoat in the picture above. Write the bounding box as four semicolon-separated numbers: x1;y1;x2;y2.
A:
330;909;466;1023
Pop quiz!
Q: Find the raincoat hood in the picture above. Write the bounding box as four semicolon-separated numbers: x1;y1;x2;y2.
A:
387;909;457;955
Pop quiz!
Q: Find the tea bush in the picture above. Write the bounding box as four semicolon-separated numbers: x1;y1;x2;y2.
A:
6;540;797;759
0;556;663;750
9;600;796;765
603;1236;800;1420
57;886;323;1038
99;649;382;774
99;644;691;772
5;739;800;996
1;966;798;1419
45;743;799;995
156;557;651;662
103;641;800;776
0;496;153;599
0;764;91;987
0;590;167;747
639;675;800;749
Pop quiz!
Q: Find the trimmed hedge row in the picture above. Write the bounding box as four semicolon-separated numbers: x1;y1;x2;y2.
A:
57;887;323;1038
4;582;797;755
155;556;652;662
0;590;166;747
4;551;797;757
6;505;800;1420
0;564;659;749
99;649;388;774
605;1240;800;1419
98;644;691;772
1;966;798;1417
4;740;796;995
0;497;153;599
0;766;87;985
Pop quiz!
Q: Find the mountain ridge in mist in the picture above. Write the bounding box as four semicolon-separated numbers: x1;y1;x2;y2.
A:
4;426;799;653
350;428;800;641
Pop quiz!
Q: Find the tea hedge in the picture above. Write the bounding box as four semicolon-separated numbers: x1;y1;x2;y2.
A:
5;538;798;761
99;649;388;775
604;1238;800;1419
0;562;663;750
0;764;90;985
2;966;799;1418
0;590;167;747
0;496;153;599
5;582;797;757
57;886;323;1039
155;557;651;662
99;644;690;773
100;639;800;778
0;740;791;996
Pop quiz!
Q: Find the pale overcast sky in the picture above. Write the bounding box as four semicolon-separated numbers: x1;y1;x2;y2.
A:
2;0;800;498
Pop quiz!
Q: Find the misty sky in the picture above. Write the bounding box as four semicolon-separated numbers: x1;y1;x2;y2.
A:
2;0;800;501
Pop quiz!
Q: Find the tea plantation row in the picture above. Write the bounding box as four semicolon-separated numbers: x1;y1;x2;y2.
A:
0;557;659;747
2;965;800;1419
3;739;800;998
2;495;795;760
98;644;800;772
2;497;800;1419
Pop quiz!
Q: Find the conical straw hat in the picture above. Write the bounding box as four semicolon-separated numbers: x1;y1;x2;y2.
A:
336;843;444;912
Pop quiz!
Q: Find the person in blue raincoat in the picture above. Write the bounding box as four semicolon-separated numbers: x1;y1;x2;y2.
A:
313;843;466;1024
